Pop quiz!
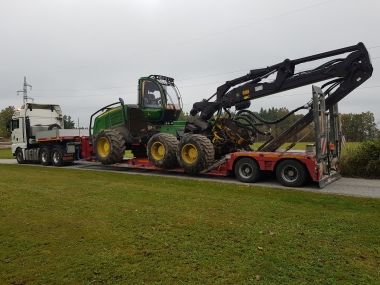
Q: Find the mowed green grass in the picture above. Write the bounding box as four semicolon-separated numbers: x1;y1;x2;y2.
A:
0;165;379;284
0;148;13;159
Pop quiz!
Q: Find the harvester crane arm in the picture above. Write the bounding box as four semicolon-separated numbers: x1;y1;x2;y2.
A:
190;42;373;123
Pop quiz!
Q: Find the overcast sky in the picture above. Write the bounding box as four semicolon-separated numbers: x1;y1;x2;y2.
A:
1;0;379;128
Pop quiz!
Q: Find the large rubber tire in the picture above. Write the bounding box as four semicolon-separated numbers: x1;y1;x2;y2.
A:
147;133;178;168
177;134;214;173
276;159;307;187
16;148;25;164
51;147;64;167
94;129;126;165
40;147;51;166
234;157;261;183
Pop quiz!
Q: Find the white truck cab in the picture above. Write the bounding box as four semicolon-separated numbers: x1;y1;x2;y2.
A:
7;103;64;161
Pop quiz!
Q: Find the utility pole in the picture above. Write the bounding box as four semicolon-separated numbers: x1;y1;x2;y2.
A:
17;77;33;108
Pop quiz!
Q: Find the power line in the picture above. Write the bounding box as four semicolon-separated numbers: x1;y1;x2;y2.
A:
3;0;338;84
57;85;380;109
33;91;136;98
33;84;137;92
29;57;380;94
1;0;377;102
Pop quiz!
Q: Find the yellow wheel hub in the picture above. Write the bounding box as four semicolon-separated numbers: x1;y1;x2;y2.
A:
97;137;110;158
181;143;198;164
151;141;165;160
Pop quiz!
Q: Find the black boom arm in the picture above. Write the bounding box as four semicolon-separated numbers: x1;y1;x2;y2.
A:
190;42;373;121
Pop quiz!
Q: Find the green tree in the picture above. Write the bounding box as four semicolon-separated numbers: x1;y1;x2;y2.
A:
341;112;380;141
0;106;15;139
63;115;75;129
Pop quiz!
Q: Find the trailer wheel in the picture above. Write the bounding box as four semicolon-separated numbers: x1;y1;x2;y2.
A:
16;148;25;164
147;133;178;168
40;147;51;166
177;134;214;173
276;160;307;187
234;158;261;183
51;147;64;167
48;124;61;130
94;129;126;164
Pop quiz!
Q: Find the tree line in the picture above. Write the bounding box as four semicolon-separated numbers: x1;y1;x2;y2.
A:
1;105;379;141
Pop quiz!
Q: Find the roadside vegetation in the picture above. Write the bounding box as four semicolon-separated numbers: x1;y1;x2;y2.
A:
341;139;380;179
0;165;379;284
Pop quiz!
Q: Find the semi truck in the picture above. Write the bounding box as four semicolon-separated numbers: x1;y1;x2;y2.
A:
6;42;373;188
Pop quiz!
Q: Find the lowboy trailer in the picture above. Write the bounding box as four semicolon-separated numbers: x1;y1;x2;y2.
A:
8;86;342;188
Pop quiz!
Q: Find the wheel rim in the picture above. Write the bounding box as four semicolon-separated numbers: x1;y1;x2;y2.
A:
281;165;298;182
97;137;110;158
181;143;198;164
151;141;165;160
238;163;253;179
52;150;60;164
41;150;48;163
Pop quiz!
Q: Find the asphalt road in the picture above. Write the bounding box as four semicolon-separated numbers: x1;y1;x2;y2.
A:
1;159;379;199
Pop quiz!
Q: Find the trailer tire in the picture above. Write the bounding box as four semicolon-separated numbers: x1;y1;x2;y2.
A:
94;129;126;164
234;157;261;183
276;159;307;187
40;147;51;166
147;133;178;168
177;134;214;173
16;148;25;164
51;147;64;167
48;124;61;130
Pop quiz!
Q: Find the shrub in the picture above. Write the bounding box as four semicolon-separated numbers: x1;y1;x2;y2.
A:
340;139;380;179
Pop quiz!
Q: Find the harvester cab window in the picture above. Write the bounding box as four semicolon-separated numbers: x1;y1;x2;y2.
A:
143;80;162;108
162;85;181;110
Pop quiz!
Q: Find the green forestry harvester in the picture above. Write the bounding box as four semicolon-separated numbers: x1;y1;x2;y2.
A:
91;43;373;172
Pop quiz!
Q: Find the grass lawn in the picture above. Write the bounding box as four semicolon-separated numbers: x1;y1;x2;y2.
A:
0;148;13;159
0;165;379;284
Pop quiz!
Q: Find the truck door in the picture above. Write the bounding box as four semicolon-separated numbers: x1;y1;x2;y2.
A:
11;118;25;144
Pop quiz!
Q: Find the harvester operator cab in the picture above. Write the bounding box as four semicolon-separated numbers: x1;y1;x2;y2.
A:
144;81;161;107
139;75;182;123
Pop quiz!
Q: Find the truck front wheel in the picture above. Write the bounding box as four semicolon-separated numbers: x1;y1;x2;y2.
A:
16;148;25;164
276;160;307;187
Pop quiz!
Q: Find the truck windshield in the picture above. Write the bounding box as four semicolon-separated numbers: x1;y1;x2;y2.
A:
163;85;181;110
